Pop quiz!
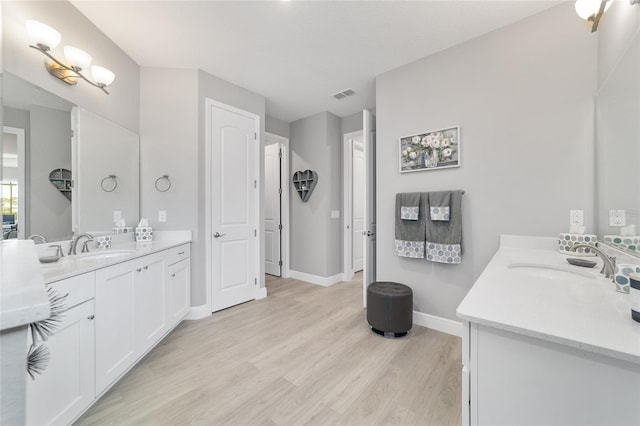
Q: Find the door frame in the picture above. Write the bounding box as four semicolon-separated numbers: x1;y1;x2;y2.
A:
342;130;364;283
264;132;290;278
205;98;261;313
2;126;26;239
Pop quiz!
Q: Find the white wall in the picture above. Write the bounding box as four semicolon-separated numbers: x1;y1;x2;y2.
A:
376;3;597;321
2;0;140;132
266;115;289;138
290;111;342;278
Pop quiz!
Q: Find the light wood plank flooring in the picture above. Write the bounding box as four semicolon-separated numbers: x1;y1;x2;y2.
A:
77;274;462;425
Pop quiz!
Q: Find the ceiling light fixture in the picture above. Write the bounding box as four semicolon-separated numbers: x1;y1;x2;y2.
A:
26;20;115;94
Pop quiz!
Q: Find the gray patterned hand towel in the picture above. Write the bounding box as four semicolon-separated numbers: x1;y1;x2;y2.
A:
428;191;450;221
395;193;425;258
425;190;463;264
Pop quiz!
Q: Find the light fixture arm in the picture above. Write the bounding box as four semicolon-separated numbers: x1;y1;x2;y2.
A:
588;0;609;32
29;44;110;94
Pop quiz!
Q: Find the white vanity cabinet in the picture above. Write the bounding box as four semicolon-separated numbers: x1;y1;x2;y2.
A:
95;251;167;395
462;322;640;426
167;244;191;328
26;272;96;426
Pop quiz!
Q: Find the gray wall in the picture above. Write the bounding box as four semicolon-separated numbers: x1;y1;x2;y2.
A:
266;115;290;138
29;106;72;241
375;3;597;321
140;67;199;301
290;111;342;277
2;0;140;132
3;107;30;234
341;111;363;135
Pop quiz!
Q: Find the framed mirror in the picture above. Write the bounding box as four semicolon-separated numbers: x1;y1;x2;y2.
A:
1;72;140;242
595;31;640;257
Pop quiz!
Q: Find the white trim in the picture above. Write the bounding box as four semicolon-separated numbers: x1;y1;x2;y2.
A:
289;270;343;287
256;286;267;299
2;126;26;239
184;305;211;321
413;311;463;337
205;98;261;313
264;132;290;279
342;130;363;284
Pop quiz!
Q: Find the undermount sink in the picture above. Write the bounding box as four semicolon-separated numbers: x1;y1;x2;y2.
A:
75;250;137;262
508;263;596;281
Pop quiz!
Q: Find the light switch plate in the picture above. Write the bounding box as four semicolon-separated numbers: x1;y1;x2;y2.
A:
159;210;167;223
113;210;122;221
569;210;584;226
609;210;626;226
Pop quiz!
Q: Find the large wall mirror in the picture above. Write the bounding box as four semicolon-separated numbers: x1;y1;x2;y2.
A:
596;30;640;257
1;72;140;243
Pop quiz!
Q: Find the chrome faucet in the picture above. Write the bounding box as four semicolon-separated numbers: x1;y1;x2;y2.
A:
28;234;47;244
69;233;94;255
570;243;616;281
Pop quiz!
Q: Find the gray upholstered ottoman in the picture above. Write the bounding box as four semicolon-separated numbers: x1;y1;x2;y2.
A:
366;282;413;337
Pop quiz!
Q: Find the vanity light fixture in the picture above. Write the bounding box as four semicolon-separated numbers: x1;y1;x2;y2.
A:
26;20;115;94
575;0;612;32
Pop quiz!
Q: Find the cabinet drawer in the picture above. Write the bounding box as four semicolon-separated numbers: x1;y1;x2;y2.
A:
167;244;190;265
48;272;96;310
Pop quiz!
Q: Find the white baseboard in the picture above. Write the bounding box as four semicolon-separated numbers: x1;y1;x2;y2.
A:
256;286;267;299
413;311;462;337
289;270;343;287
184;304;210;321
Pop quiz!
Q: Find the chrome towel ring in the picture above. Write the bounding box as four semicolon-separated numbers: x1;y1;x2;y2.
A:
100;174;117;192
154;175;171;192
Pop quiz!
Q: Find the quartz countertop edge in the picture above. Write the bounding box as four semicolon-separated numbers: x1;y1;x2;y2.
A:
41;238;192;284
456;236;640;365
1;240;50;330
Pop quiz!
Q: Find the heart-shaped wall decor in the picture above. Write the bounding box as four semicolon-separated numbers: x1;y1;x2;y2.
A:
292;170;318;202
49;168;72;201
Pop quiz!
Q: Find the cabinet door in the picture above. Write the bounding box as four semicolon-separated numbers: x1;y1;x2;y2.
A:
134;253;167;356
168;258;190;327
26;300;95;426
95;259;137;395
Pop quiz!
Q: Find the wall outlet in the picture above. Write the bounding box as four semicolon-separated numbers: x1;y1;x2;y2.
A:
159;210;167;223
609;210;626;226
113;210;122;221
569;210;584;226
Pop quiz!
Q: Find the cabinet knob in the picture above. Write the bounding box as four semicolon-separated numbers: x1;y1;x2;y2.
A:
87;315;95;320
178;251;185;255
171;273;176;277
136;268;142;272
144;266;149;270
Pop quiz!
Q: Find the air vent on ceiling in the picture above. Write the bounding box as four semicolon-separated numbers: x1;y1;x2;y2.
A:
332;88;355;100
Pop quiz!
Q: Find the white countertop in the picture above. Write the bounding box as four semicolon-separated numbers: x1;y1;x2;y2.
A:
1;240;50;330
40;237;191;284
456;235;640;365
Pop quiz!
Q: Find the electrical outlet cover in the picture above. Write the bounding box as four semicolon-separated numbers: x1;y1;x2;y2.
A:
570;210;584;226
609;210;626;227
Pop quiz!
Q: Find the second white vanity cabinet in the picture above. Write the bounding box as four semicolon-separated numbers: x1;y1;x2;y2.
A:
95;251;167;395
26;272;96;426
167;244;191;328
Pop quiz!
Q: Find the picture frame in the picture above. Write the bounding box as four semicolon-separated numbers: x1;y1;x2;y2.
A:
399;126;460;173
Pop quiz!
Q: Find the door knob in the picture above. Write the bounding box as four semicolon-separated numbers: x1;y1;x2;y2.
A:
213;232;227;238
362;231;375;237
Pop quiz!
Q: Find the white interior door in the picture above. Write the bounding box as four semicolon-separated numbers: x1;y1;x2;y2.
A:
209;101;259;312
363;110;377;306
352;140;365;273
264;143;281;276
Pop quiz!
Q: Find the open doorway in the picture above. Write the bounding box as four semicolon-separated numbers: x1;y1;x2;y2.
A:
264;132;290;279
2;126;26;240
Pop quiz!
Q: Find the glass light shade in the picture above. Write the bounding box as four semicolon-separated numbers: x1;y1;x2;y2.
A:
575;0;612;20
64;46;92;69
91;65;115;86
26;20;61;49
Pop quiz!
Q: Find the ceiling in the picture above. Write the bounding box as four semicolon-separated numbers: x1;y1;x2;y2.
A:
71;0;559;123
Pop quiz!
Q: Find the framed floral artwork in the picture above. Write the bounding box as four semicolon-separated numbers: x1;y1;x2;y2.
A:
399;126;460;173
